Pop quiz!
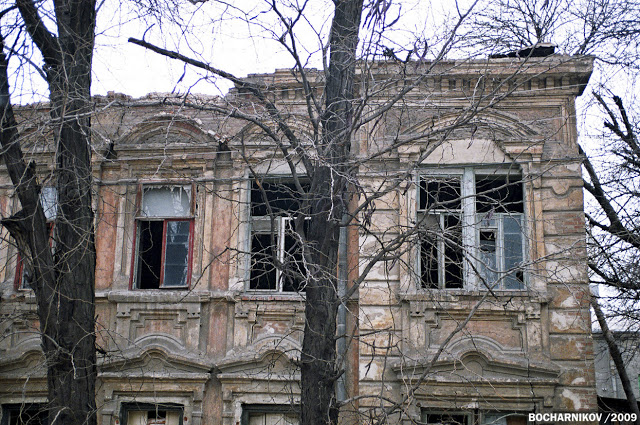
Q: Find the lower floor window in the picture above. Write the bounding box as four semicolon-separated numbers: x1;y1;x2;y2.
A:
422;412;469;425
122;404;182;425
421;410;526;425
1;403;47;425
242;405;299;425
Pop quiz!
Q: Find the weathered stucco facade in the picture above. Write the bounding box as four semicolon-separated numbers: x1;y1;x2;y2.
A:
0;54;595;425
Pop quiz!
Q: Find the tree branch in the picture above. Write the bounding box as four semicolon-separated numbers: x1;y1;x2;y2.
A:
16;0;59;67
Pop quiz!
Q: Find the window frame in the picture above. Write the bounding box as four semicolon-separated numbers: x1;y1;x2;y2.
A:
420;410;471;425
420;410;527;425
240;404;299;425
1;403;48;425
120;402;184;425
417;168;526;291
130;184;195;290
246;177;309;293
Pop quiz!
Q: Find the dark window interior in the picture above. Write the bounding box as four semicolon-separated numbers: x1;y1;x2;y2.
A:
137;220;191;289
241;404;299;425
138;220;164;289
282;226;307;292
120;403;183;425
250;233;278;290
420;179;461;210
475;175;523;213
2;404;48;425
148;410;166;421
421;235;439;289
442;215;463;288
479;229;497;253
421;215;463;289
251;181;306;216
250;179;309;292
423;412;469;425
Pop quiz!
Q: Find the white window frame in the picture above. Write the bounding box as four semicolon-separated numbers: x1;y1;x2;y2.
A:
121;403;183;425
417;168;526;291
247;177;308;293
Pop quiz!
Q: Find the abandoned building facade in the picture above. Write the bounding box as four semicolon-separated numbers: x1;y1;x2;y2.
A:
0;55;595;425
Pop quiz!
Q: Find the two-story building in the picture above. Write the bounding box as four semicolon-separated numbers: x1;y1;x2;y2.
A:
0;54;595;425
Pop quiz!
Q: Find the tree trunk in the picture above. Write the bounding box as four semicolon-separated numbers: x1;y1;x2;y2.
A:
592;297;640;425
300;2;363;424
0;2;98;424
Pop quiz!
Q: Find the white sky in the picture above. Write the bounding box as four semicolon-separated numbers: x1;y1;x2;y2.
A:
89;0;453;98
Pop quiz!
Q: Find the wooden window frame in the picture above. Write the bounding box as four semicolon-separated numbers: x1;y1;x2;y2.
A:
130;184;195;290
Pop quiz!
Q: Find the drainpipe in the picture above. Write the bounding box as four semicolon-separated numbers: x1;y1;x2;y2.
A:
336;215;348;403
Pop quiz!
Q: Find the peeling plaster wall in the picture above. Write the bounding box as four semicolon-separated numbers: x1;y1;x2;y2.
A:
0;56;597;425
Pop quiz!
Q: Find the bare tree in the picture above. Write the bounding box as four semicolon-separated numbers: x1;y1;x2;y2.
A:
463;0;640;63
0;2;97;425
125;1;597;424
0;1;603;425
582;93;640;420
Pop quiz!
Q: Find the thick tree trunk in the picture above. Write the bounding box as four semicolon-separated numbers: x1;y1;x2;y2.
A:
45;3;97;423
0;2;98;425
300;2;363;424
592;297;640;425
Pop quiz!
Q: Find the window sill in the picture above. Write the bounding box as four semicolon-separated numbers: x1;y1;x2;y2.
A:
399;289;549;303
240;292;305;302
107;290;212;303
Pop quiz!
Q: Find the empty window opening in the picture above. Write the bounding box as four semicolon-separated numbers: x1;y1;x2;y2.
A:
249;180;309;292
134;186;193;289
418;171;525;290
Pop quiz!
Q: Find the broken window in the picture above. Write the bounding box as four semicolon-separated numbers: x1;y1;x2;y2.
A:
2;403;48;425
121;403;183;425
421;410;526;425
475;174;525;290
421;411;470;425
241;405;299;425
419;178;463;289
133;185;193;289
249;180;308;292
418;171;525;290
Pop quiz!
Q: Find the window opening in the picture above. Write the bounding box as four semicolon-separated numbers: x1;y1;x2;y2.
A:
122;403;183;425
1;403;48;425
421;410;526;425
418;171;525;290
475;175;524;290
241;405;299;425
419;178;464;289
134;185;193;289
421;411;470;425
481;413;527;425
249;180;308;292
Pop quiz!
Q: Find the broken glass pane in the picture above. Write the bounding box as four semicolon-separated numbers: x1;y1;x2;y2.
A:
503;215;524;289
142;186;191;217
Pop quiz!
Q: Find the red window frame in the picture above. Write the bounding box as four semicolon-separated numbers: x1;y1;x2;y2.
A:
129;184;195;290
